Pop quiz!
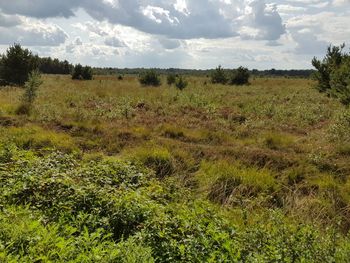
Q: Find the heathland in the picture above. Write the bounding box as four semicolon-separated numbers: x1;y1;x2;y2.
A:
1;74;350;261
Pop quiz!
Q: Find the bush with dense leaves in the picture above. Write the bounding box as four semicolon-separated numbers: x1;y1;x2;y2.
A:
230;66;250;85
175;76;188;91
211;65;228;84
312;44;350;105
167;74;177;86
72;64;93;80
0;44;38;86
139;70;161;86
1;144;350;262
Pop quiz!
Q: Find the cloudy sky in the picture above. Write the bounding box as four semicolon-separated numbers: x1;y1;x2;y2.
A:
0;0;349;69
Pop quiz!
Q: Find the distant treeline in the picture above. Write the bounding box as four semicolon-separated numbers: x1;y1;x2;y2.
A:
36;56;73;75
93;67;315;78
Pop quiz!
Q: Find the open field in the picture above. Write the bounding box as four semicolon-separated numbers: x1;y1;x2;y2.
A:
1;75;350;261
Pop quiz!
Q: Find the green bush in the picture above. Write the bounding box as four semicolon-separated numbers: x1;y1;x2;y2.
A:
230;66;250;85
82;66;93;80
175;76;188;91
312;44;350;105
211;65;228;84
0;44;38;86
23;70;43;103
167;74;176;85
139;70;161;86
72;64;93;80
1;148;350;262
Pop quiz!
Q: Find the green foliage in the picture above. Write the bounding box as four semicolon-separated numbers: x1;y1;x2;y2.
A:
72;64;93;80
167;74;176;85
82;66;93;80
139;70;161;86
0;144;350;262
22;70;43;104
330;57;350;105
142;201;239;262
0;44;38;86
38;57;72;75
312;44;350;105
230;66;250;85
211;65;228;84
175;76;188;91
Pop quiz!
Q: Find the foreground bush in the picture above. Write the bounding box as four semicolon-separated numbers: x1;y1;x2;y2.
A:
139;70;161;86
312;44;350;105
1;146;350;262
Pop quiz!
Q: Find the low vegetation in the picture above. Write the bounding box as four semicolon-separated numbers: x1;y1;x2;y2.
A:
1;44;350;261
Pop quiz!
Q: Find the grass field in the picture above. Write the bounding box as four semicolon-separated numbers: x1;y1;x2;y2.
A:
1;75;350;261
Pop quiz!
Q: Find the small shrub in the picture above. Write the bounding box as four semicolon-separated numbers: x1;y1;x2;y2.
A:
22;70;43;104
82;66;93;80
118;75;123;80
175;76;188;91
230;66;250;85
167;74;176;85
139;70;161;86
72;64;93;80
211;65;228;84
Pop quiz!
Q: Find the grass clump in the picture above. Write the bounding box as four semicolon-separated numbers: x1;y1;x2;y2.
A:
263;132;295;150
197;161;277;204
126;146;174;178
1;125;77;153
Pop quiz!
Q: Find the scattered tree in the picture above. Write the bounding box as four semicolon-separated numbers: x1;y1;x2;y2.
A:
312;44;350;105
0;44;38;86
16;70;43;115
175;76;188;91
230;66;250;85
72;64;93;80
82;66;93;80
211;65;228;84
139;70;161;86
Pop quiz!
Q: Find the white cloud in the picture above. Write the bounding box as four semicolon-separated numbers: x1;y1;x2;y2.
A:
0;0;349;69
0;12;67;46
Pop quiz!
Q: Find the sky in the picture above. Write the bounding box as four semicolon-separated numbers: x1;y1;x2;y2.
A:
0;0;349;69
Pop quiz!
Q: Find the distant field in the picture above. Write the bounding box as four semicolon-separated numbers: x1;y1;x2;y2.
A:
1;75;350;261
